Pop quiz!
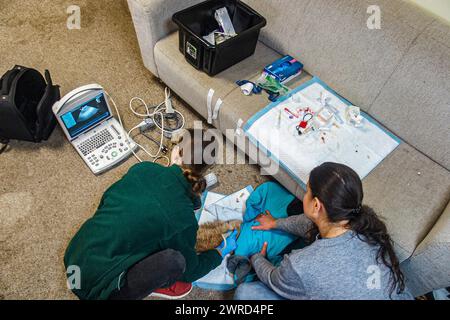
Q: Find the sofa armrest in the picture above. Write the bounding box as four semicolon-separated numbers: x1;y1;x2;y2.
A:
401;201;450;297
127;0;203;77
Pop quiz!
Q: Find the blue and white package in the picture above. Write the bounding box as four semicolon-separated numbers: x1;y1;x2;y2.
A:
264;55;304;84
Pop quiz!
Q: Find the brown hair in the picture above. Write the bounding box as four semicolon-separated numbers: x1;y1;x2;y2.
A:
176;128;218;194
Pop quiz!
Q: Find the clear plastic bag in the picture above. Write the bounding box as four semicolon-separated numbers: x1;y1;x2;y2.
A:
214;7;237;36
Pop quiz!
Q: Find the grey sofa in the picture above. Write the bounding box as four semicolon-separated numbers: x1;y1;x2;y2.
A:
127;0;450;297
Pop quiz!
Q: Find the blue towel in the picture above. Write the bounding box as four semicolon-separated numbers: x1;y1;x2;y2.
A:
235;182;297;264
194;182;298;290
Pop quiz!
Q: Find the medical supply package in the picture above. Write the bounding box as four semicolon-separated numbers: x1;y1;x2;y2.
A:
264;55;304;84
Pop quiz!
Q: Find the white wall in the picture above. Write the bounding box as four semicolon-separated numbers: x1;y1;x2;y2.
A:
408;0;450;23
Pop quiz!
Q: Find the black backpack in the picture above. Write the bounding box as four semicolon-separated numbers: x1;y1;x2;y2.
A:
0;65;60;151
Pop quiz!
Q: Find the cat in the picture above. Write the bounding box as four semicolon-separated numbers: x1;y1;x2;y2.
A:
195;220;242;252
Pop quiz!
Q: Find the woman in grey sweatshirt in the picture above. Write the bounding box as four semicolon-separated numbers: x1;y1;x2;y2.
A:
234;162;413;300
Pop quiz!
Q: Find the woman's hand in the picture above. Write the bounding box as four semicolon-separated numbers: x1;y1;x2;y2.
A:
259;242;268;257
252;210;277;231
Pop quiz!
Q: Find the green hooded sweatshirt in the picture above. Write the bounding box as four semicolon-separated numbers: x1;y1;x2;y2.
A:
64;162;221;300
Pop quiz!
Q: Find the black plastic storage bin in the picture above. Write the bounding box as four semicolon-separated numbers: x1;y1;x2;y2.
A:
173;0;266;76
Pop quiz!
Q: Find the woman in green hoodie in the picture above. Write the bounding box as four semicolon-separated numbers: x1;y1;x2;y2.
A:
64;129;228;300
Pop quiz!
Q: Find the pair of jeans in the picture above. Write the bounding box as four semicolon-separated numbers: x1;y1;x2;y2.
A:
109;249;186;300
234;281;285;300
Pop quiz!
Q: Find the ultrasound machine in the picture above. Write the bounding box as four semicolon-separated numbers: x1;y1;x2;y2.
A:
53;84;137;175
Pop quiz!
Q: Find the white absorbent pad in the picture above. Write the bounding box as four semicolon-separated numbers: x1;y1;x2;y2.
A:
193;186;253;291
244;77;401;189
195;191;224;223
193;254;235;291
203;186;253;223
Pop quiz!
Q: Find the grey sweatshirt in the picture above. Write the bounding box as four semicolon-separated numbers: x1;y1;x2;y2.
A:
251;214;413;300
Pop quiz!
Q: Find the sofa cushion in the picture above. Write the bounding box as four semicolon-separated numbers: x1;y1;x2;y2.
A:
241;0;433;111
368;25;450;170
218;84;450;261
154;32;281;124
362;143;450;261
401;201;450;296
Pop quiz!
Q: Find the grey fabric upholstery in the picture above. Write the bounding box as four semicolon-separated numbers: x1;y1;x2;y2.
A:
241;0;434;111
401;202;450;297
362;143;450;261
127;0;203;77
368;26;450;170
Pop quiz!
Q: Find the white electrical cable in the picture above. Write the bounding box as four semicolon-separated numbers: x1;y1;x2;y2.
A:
104;88;184;165
128;97;156;117
129;89;185;136
104;91;145;163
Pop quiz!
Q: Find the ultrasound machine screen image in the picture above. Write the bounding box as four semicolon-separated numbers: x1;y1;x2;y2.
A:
61;93;111;138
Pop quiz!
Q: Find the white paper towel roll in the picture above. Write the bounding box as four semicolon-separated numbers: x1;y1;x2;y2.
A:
240;83;254;96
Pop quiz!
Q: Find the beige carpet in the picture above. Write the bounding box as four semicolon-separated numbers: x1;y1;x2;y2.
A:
0;0;268;300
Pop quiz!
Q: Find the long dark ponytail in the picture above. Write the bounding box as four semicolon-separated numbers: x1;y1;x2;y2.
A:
308;162;405;297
